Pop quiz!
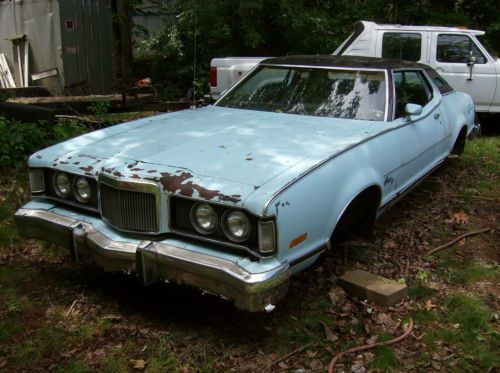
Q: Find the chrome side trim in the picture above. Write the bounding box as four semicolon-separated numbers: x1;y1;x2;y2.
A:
14;208;291;312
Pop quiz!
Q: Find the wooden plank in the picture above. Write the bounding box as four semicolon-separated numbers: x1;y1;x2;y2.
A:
0;53;16;88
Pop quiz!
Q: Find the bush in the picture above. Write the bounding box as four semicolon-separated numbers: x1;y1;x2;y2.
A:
0;117;87;170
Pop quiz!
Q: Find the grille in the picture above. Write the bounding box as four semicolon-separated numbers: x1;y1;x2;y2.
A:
100;183;158;233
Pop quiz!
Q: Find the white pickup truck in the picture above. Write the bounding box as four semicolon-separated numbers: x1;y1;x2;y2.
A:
210;21;500;114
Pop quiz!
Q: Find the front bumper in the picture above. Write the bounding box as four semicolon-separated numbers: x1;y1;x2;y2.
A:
14;207;290;312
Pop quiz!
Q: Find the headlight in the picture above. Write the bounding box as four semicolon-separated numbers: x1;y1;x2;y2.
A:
54;172;71;198
190;203;217;234
74;177;91;203
223;210;251;242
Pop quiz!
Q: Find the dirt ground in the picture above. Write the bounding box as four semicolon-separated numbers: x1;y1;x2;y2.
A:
0;137;498;373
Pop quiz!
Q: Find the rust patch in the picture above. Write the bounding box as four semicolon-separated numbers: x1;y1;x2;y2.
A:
147;170;157;173
160;172;241;203
112;171;123;177
79;165;94;172
52;163;57;167
130;174;141;179
59;161;69;165
160;172;193;193
130;168;143;172
73;162;80;165
36;155;42;159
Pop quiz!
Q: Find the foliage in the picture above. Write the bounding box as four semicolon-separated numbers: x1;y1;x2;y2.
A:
133;0;500;97
0;117;87;170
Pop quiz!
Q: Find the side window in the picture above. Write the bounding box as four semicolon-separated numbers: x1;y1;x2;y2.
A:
436;34;487;64
393;71;433;119
382;33;422;61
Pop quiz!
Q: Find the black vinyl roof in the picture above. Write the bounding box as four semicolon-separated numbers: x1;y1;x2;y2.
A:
261;55;430;70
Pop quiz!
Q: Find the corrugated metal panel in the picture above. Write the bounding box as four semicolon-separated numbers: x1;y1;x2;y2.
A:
58;0;113;94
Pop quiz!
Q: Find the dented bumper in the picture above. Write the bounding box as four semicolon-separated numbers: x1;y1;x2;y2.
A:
14;207;290;312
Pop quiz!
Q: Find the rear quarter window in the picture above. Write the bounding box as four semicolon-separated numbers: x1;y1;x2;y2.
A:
425;69;454;94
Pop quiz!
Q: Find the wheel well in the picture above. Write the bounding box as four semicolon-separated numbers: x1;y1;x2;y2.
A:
451;126;467;155
331;185;381;243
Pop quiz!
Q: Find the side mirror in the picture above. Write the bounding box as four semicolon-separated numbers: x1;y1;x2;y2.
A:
405;103;423;117
467;51;476;81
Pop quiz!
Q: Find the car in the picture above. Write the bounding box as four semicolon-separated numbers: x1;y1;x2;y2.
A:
15;55;479;312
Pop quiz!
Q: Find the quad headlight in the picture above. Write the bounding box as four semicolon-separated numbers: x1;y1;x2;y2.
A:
74;177;92;203
54;172;71;198
223;210;251;242
190;203;217;234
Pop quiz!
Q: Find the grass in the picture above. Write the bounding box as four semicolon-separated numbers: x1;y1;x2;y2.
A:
371;345;399;372
449;263;500;284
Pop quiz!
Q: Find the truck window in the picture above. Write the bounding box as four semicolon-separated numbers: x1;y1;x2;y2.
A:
436;34;487;64
382;33;422;61
393;71;432;119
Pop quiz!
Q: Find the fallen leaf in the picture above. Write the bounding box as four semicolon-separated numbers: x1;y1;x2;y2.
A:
102;314;123;321
61;348;79;358
130;359;147;370
278;361;288;369
328;290;339;305
431;361;441;370
424;299;437;311
451;212;469;225
309;359;323;371
383;240;398;249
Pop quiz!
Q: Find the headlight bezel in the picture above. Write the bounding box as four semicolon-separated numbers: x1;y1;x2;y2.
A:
30;168;98;211
170;197;277;257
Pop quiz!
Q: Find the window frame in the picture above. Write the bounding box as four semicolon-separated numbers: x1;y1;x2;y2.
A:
216;64;391;122
390;68;440;121
435;33;488;64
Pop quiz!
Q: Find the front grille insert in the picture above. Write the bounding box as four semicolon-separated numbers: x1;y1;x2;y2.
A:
100;183;158;233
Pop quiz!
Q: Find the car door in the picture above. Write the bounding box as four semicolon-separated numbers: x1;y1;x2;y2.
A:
392;70;446;192
430;33;497;112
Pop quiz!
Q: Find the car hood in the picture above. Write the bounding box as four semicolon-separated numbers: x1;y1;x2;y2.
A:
31;106;388;209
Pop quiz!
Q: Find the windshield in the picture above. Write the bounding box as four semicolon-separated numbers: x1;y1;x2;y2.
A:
216;66;387;121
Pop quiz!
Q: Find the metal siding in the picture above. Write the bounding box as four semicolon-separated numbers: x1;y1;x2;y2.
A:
58;0;113;94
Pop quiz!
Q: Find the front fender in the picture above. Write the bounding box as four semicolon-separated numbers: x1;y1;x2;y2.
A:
266;148;387;268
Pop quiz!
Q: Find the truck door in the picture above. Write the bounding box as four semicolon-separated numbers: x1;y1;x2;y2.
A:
430;33;497;112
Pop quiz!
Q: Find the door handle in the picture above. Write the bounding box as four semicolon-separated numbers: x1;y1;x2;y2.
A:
434;113;440;120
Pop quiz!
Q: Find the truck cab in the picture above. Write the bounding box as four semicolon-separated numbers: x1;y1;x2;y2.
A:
334;21;500;113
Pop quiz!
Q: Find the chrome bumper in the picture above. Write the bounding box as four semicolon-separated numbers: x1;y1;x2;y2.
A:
14;208;291;312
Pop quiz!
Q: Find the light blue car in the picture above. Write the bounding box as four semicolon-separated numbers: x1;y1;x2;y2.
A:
15;56;479;312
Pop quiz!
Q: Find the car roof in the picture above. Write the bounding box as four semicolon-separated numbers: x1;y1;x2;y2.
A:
261;55;431;71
